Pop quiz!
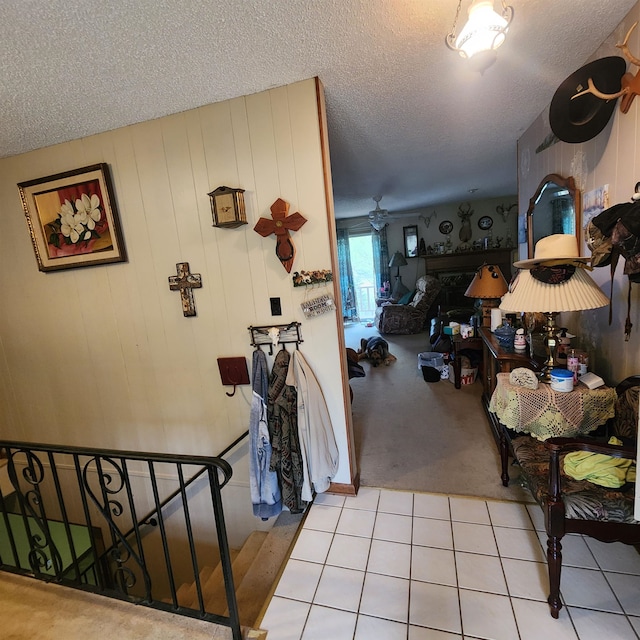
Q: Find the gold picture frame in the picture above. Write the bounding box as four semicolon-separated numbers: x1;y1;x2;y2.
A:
18;163;127;272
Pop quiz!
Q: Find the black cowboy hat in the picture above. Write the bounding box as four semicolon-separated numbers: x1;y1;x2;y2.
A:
549;56;627;144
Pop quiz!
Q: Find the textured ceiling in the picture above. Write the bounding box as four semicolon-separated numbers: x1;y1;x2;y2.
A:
0;0;636;218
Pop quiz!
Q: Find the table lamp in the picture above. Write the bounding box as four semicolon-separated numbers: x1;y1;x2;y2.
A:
499;266;609;381
464;264;509;327
389;251;409;299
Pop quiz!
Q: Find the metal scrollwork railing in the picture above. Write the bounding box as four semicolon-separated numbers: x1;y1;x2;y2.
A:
0;438;245;640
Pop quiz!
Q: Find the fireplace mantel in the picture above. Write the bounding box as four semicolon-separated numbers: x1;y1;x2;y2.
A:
423;248;515;308
423;248;514;279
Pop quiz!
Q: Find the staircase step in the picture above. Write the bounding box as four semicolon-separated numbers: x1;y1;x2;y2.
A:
170;510;305;632
195;548;239;609
234;511;304;628
203;531;268;614
179;564;215;609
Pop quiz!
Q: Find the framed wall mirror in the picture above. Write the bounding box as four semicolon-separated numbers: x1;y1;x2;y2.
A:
403;225;419;258
526;174;580;258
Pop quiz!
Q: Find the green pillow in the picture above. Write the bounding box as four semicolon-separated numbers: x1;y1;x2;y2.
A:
398;290;415;305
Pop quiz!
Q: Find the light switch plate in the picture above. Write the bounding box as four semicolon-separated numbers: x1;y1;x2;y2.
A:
270;297;282;316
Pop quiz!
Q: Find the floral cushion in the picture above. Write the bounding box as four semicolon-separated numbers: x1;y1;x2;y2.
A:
613;385;640;439
512;435;639;524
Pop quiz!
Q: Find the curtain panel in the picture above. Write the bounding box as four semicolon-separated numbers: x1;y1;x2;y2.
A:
372;226;390;292
336;228;358;321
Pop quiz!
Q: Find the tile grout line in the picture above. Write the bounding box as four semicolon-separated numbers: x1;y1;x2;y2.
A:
491;499;527;640
404;492;414;640
449;495;466;639
353;491;379;639
299;498;345;640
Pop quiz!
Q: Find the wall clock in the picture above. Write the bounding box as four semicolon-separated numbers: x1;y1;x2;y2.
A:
439;220;453;234
478;215;493;230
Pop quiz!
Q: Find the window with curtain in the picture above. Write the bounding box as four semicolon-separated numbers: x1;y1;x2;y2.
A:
336;225;391;323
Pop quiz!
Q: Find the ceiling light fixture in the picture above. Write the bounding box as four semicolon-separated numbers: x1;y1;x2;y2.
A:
446;0;514;73
368;196;389;231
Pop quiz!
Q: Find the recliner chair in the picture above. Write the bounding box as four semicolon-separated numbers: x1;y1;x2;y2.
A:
374;275;441;334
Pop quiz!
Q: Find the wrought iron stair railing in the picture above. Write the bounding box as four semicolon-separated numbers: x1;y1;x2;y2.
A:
0;437;249;640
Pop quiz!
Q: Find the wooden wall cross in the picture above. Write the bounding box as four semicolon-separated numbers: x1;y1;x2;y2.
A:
168;262;202;317
254;198;307;273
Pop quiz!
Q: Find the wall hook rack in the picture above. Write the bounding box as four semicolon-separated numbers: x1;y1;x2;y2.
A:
217;357;250;397
249;322;303;355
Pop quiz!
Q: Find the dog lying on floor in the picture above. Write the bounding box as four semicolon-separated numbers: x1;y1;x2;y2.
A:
357;336;397;367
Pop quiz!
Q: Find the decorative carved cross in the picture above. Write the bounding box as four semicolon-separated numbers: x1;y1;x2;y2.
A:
168;262;202;317
253;198;307;273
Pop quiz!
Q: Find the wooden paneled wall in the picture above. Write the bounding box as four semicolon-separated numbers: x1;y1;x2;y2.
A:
516;4;640;385
0;79;352;516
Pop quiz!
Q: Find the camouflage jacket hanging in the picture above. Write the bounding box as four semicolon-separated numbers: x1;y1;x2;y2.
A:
267;348;307;514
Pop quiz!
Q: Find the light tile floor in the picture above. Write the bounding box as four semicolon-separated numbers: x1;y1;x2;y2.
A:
260;487;640;640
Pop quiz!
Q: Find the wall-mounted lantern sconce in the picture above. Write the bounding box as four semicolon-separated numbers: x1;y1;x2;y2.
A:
208;185;247;228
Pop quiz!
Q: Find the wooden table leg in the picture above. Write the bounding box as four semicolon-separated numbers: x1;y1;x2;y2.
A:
500;427;510;487
453;338;462;389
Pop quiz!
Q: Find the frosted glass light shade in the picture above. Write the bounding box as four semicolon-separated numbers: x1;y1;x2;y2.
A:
456;0;509;58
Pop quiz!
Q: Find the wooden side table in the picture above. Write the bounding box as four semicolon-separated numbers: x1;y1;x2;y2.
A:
479;327;544;450
452;333;483;389
479;327;543;401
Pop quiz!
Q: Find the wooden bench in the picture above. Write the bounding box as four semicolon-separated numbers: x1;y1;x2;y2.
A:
492;375;640;618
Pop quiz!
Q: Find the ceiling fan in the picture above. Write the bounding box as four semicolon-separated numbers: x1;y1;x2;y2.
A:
341;195;410;231
368;196;389;231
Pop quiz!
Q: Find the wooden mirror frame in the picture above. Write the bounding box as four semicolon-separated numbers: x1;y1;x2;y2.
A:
403;225;419;258
526;174;581;258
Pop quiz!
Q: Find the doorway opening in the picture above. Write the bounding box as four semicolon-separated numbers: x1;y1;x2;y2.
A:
348;234;377;321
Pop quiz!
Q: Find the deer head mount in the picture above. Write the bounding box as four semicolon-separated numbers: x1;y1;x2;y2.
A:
419;211;437;228
457;202;474;243
496;203;517;223
457;202;473;221
572;22;640;114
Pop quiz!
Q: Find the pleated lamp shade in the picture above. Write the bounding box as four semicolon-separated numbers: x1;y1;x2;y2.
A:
499;267;609;313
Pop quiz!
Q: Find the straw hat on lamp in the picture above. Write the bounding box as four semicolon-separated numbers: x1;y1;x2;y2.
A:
502;234;608;381
513;234;591;269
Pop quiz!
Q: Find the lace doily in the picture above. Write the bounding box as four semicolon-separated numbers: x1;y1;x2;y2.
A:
489;373;616;440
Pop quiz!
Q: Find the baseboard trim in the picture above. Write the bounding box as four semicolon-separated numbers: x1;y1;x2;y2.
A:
327;473;360;496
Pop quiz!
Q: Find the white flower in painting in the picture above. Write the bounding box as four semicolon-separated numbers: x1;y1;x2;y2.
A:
60;199;75;218
59;200;85;243
75;193;101;230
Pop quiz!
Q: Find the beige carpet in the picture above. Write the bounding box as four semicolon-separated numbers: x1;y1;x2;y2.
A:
346;323;532;503
0;571;249;640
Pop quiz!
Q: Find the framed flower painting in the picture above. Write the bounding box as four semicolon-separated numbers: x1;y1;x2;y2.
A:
18;163;127;272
